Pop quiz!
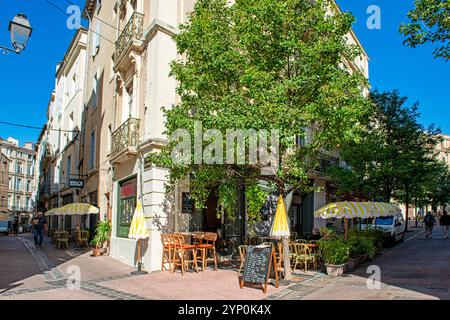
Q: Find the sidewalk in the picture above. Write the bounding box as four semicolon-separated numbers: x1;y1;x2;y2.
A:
2;226;440;300
1;234;308;300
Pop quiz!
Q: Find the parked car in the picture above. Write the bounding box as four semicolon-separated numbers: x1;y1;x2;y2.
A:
22;222;33;233
361;212;406;243
0;220;10;236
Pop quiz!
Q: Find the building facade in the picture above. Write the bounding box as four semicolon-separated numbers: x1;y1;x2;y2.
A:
0;137;35;223
0;152;10;214
79;0;369;271
34;29;89;231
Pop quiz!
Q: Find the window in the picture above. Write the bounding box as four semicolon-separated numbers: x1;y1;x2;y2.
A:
91;20;101;56
92;73;99;109
16;178;22;191
66;156;71;184
117;178;137;238
89;130;96;170
26;180;31;192
27;164;32;176
96;0;102;13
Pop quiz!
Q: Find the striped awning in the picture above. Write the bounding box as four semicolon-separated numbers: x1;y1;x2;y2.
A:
314;202;401;219
46;203;99;216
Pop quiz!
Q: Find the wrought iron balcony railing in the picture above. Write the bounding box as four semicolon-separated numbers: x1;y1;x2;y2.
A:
111;118;140;158
113;12;144;63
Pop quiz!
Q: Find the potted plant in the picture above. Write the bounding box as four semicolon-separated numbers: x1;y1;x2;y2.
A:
319;237;350;276
90;220;111;257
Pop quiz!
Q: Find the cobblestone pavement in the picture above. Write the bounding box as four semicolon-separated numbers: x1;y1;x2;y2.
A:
1;225;448;300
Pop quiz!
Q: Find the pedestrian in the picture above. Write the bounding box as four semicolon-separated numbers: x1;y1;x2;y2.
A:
424;211;436;239
31;212;47;248
12;219;19;237
440;211;450;239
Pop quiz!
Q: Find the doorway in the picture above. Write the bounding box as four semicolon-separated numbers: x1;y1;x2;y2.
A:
203;193;221;233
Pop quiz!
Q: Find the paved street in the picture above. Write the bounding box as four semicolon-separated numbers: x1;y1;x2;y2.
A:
1;226;449;300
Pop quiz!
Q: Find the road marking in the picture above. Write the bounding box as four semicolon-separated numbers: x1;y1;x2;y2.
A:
405;229;426;242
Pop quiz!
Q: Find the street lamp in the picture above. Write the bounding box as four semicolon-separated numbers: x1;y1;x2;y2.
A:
1;14;32;54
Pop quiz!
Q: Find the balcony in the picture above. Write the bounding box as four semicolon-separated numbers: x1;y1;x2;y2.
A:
111;118;140;164
113;12;145;72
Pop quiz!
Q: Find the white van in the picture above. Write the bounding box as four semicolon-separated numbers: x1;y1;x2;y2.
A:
361;212;406;243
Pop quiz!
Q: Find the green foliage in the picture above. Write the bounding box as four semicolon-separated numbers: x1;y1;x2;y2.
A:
362;227;385;252
329;89;441;209
347;229;376;259
319;226;336;239
245;184;268;225
318;237;350;265
90;220;112;248
147;0;370;219
400;0;450;61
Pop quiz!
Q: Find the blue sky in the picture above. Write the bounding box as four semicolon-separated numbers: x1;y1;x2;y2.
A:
0;0;449;147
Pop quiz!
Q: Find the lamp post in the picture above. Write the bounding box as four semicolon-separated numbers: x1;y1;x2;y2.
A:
0;14;32;54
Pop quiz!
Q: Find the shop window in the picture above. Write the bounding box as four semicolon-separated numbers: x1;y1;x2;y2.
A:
117;177;137;238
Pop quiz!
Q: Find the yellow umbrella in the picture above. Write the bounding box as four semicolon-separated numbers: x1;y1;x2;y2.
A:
314;201;401;239
314;201;400;219
128;201;149;274
57;203;100;216
128;201;149;240
270;196;291;238
270;196;291;281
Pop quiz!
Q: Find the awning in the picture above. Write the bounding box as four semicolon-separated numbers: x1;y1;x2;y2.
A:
314;201;401;219
46;203;100;216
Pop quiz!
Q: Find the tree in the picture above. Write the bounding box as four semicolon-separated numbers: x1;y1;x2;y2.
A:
148;0;369;280
400;0;450;61
329;90;441;232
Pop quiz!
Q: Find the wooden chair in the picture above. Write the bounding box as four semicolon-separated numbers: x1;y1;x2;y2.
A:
192;232;205;245
161;234;175;273
78;231;89;248
291;243;317;272
56;231;69;249
196;232;218;271
289;232;298;242
238;245;248;276
295;239;308;244
172;234;199;275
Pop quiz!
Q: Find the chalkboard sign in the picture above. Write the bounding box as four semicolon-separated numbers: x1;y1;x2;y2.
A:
181;192;194;214
240;245;278;293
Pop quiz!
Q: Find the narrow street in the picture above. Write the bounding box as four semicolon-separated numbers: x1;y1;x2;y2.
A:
1;225;449;300
268;226;450;300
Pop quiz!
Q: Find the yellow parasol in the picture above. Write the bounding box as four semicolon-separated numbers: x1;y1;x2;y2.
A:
270;196;291;281
128;201;149;274
270;196;291;238
314;201;401;239
314;201;400;219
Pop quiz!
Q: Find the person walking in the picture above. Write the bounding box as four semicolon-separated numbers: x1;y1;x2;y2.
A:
424;211;436;238
31;212;47;248
12;219;19;237
440;211;450;239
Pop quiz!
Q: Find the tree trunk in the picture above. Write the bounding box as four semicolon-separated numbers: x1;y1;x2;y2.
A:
282;236;292;281
405;187;409;233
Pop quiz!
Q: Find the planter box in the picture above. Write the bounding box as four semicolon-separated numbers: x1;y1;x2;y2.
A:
358;254;369;265
325;263;346;277
346;258;358;272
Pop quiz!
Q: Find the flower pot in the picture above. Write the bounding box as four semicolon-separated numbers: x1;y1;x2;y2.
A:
325;263;346;277
92;247;101;257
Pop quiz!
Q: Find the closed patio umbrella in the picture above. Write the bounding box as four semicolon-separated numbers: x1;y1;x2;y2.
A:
128;201;149;275
270;196;291;281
